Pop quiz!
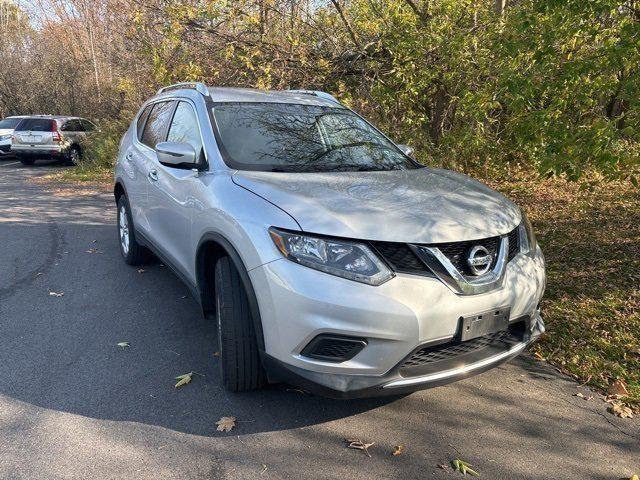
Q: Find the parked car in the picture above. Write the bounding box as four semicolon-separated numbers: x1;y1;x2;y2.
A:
114;82;546;398
0;116;28;158
11;115;96;166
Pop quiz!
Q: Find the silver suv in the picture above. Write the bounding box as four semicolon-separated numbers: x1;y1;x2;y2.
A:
11;115;96;165
114;83;546;398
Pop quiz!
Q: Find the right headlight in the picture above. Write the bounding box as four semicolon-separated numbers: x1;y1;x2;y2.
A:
518;209;537;256
268;228;394;286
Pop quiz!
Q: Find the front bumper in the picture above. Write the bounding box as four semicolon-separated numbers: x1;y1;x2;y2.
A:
263;312;544;398
250;245;546;398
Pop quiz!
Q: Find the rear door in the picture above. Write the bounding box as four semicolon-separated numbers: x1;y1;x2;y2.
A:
60;119;84;146
147;100;204;280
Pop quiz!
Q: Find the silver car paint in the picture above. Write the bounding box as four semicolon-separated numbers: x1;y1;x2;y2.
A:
232;168;521;243
115;86;546;390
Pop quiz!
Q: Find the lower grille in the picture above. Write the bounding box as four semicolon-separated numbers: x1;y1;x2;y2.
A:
398;321;527;377
301;335;367;362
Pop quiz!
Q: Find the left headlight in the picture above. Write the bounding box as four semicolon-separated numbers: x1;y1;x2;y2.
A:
269;228;394;286
518;209;537;256
0;134;12;141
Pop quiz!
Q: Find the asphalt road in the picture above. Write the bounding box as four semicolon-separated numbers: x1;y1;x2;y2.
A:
0;159;638;480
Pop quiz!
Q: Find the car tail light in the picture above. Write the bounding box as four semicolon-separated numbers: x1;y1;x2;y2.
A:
52;120;62;142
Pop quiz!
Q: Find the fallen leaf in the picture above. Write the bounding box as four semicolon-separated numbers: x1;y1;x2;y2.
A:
533;352;544;361
117;342;130;349
137;268;145;273
574;392;584;398
608;403;634;419
629;475;639;480
608;380;629;397
216;416;236;432
345;439;374;457
392;445;405;456
212;351;220;357
174;372;193;388
49;291;64;297
260;464;267;475
451;459;480;476
438;464;449;470
36;272;43;276
85;248;102;254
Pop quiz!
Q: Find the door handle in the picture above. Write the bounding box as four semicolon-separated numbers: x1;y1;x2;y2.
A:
148;169;158;182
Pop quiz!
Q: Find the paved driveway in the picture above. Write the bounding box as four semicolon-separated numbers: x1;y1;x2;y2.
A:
0;160;638;479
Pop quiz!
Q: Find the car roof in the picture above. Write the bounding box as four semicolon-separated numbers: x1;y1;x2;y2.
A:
10;115;89;121
206;87;341;107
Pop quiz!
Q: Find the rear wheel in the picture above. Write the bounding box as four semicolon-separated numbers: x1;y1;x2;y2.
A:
66;146;81;166
19;157;35;166
215;256;266;392
117;196;150;265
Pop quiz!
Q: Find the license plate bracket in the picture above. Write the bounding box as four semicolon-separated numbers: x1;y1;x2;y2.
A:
459;306;510;341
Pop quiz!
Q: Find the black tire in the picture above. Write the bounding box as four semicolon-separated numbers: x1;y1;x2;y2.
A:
215;256;266;392
116;195;150;265
65;145;81;166
19;157;35;166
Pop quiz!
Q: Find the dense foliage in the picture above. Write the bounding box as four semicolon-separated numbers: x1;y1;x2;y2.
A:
1;0;638;181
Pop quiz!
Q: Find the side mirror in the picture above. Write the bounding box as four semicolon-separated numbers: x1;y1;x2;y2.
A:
397;144;415;158
156;141;196;168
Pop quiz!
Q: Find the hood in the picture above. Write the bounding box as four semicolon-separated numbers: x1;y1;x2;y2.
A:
232;168;521;244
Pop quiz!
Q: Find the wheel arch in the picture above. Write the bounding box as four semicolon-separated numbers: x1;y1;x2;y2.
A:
196;232;266;352
113;178;127;203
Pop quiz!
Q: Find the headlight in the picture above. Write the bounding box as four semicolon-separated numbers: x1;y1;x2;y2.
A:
0;134;11;141
518;210;537;256
269;228;394;286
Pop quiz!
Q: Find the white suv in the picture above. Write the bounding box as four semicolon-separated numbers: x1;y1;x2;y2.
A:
114;82;546;398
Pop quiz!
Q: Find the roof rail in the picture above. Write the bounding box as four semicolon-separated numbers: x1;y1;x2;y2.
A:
157;82;210;97
285;89;340;104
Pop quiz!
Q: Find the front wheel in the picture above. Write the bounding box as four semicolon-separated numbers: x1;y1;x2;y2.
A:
215;256;266;392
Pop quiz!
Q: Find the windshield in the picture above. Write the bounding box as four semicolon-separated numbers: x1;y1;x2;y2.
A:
0;118;21;129
212;103;421;172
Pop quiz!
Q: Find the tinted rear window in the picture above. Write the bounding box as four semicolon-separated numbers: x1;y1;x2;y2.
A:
15;118;55;132
0;118;21;129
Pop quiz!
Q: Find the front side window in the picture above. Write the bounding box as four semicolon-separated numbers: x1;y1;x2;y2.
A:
211;102;420;172
140;101;174;148
167;101;203;160
0;118;21;129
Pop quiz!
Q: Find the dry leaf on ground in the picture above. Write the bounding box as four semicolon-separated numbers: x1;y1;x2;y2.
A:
608;380;629;397
345;439;374;457
117;342;130;349
216;416;236;432
451;459;480;476
608;403;634;419
392;445;405;456
137;268;145;273
85;248;103;254
174;372;193;388
49;291;64;297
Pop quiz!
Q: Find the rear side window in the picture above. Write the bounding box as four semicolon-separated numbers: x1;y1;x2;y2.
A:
136;105;153;140
61;120;83;132
15;118;55;132
140;101;174;148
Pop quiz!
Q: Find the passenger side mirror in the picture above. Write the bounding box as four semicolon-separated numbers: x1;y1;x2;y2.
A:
155;141;197;169
397;144;415;158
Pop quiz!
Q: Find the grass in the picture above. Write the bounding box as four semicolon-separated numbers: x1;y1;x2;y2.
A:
42;161;640;407
489;172;640;408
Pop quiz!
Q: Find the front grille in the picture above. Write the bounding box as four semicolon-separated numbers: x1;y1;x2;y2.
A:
507;227;520;261
398;321;527;377
370;227;520;277
368;242;433;276
301;335;367;362
435;236;501;275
